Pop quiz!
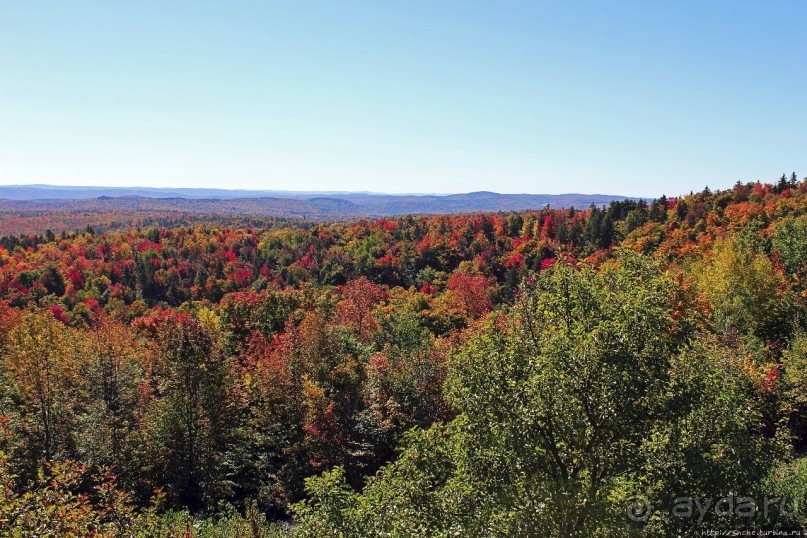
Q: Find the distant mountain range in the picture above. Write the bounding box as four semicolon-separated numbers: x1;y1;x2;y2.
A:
0;185;377;200
0;185;636;219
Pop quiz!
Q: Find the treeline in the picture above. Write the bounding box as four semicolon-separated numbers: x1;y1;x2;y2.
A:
0;176;805;535
1;177;803;310
0;209;304;238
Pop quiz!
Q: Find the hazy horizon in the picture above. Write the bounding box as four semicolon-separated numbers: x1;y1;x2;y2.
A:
0;182;646;198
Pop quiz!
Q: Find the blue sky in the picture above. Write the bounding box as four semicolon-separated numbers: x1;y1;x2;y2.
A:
0;1;805;197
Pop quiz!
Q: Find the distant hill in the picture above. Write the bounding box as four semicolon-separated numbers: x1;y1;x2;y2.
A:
0;185;635;219
0;185;352;200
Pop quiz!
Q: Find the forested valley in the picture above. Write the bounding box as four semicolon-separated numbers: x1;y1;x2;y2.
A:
0;175;805;536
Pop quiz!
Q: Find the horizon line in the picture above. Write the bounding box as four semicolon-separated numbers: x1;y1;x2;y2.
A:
0;183;643;199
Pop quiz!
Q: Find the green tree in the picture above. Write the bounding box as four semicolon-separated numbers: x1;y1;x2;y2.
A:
78;320;150;480
146;314;236;510
783;333;807;449
637;337;783;534
772;214;807;292
293;253;782;536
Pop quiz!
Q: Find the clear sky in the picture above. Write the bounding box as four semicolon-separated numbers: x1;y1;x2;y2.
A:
0;1;805;197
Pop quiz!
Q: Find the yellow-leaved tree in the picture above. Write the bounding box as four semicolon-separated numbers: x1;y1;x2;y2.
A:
3;311;87;473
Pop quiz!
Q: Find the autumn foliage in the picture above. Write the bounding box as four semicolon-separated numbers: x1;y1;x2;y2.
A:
0;174;805;534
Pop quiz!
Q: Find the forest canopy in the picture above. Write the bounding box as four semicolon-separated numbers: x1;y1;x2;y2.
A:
0;175;805;536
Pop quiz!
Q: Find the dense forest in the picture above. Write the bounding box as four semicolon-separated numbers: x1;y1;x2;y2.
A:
0;174;805;536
